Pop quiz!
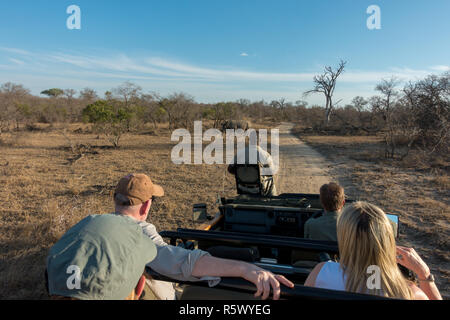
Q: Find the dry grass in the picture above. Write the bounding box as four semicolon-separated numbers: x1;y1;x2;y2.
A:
2;122;448;298
298;134;450;297
0;122;245;299
434;176;450;191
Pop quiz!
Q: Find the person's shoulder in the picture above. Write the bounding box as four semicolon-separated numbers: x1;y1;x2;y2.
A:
323;261;340;269
138;221;168;246
305;215;322;228
304;262;327;287
304;217;318;235
314;212;338;226
138;220;157;231
315;261;328;270
256;146;270;156
315;261;341;279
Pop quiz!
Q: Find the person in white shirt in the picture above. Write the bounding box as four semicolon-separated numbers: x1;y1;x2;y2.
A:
227;145;277;197
304;201;442;300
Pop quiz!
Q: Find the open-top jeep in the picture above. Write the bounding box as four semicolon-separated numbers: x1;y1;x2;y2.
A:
146;164;402;300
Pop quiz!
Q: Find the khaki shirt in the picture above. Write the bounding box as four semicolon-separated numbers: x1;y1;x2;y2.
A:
304;211;339;242
138;221;220;284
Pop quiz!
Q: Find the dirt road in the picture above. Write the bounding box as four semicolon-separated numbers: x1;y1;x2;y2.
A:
275;123;449;298
274;123;333;194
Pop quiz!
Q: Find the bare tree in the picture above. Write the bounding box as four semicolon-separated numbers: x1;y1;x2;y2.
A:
352;96;368;112
141;93;163;129
403;73;450;154
159;92;196;130
62;89;78;121
212;103;225;129
210;102;236;128
374;77;399;121
270;98;286;109
304;60;347;126
237;99;250;107
112;81;142;109
63;89;76;100
351;96;373;129
79;88;98;103
270;98;288;120
373;77;401;158
0;82;31;132
111;82;143;131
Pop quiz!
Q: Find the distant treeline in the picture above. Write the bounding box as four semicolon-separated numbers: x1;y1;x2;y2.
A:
0;71;448;159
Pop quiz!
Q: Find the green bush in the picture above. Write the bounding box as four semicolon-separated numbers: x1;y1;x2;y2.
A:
82;100;133;147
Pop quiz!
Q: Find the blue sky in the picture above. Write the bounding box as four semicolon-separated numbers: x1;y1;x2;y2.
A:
0;0;449;104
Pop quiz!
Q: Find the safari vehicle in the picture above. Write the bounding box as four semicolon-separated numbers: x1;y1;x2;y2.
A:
146;164;402;300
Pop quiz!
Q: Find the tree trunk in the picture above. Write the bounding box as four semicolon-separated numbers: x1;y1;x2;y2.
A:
324;96;332;127
325;109;332;126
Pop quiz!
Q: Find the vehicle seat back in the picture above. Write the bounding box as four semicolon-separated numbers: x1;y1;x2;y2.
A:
235;164;262;195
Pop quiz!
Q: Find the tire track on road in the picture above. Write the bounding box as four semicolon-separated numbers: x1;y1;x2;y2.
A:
274;123;334;194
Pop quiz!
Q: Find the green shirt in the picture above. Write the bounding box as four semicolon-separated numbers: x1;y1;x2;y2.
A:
304;211;339;242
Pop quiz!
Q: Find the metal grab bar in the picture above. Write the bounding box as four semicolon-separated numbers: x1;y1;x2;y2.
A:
144;268;395;300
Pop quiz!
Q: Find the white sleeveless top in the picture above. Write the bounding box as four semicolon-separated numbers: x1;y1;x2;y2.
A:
315;261;347;291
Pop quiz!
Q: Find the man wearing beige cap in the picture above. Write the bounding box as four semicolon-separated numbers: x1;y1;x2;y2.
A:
114;173;294;300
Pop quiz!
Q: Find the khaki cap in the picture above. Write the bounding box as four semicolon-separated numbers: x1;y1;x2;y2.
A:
114;173;164;206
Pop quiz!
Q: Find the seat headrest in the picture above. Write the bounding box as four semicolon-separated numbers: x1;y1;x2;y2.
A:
236;166;260;184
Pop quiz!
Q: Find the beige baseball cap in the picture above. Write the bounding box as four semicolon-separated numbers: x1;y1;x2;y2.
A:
114;173;164;206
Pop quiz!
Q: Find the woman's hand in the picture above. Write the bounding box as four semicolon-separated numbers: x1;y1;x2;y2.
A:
396;246;442;300
396;246;430;279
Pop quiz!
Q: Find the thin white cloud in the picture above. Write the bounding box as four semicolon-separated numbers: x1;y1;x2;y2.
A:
49;53;192;78
240;52;249;57
430;65;450;72
9;58;25;65
0;47;447;103
0;47;31;55
340;68;430;83
145;57;435;83
146;57;315;81
2;48;439;84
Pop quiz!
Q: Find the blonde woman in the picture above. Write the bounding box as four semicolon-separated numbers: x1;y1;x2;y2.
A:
304;201;442;300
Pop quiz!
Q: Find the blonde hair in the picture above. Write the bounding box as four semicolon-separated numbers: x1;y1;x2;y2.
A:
337;201;413;299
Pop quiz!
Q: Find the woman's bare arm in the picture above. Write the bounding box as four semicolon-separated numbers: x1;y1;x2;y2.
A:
397;246;442;300
304;262;326;287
